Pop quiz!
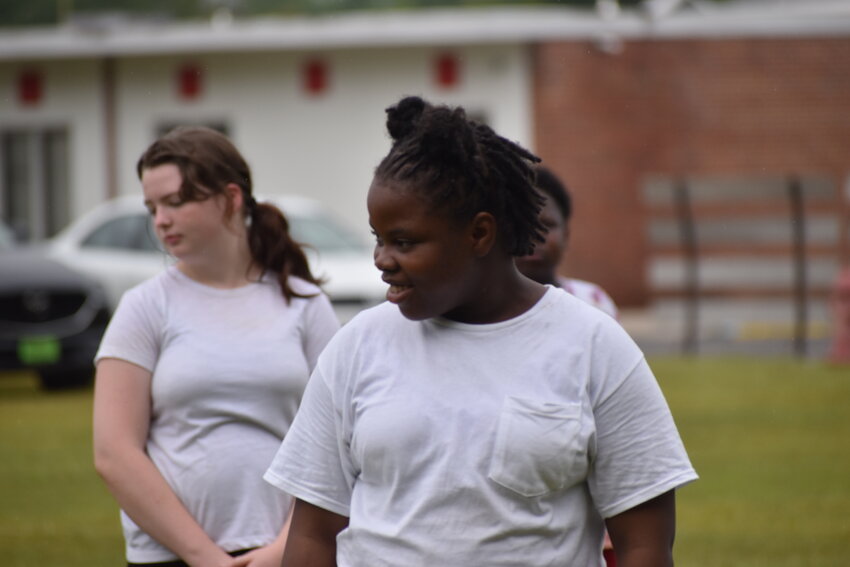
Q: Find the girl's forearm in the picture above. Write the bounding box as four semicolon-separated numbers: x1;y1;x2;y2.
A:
96;447;231;567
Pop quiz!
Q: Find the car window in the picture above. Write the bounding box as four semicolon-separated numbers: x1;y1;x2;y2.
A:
0;221;15;250
288;214;366;253
81;214;161;252
78;208;362;255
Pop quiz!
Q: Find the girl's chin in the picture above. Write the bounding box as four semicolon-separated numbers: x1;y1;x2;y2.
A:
397;305;431;321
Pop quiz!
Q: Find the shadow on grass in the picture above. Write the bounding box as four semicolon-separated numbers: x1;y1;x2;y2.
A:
0;370;93;399
0;371;43;398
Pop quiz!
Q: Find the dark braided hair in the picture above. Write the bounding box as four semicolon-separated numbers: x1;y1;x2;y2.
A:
136;126;322;302
533;165;572;222
374;96;546;256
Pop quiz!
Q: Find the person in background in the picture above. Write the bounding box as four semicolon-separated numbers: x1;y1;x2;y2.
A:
92;126;339;567
264;96;697;567
515;164;618;320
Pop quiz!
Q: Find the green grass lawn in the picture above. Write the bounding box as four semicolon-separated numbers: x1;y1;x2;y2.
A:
1;358;849;566
0;372;123;566
654;357;850;567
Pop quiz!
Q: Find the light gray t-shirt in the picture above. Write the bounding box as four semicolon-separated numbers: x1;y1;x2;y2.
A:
265;286;697;567
96;266;339;563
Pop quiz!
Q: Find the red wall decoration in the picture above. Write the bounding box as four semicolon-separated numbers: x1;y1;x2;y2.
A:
434;53;460;88
178;64;203;100
303;59;328;95
18;70;43;105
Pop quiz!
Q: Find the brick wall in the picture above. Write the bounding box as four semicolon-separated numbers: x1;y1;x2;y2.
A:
533;37;850;306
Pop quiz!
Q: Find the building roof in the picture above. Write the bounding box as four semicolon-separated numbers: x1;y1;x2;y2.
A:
1;0;849;62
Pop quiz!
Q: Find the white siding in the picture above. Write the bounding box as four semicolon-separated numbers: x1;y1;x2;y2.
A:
1;45;530;240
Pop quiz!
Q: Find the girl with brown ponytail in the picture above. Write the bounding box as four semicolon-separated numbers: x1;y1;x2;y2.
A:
93;126;340;567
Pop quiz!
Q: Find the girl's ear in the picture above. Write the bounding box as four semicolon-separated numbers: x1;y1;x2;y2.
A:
223;183;244;214
469;211;497;257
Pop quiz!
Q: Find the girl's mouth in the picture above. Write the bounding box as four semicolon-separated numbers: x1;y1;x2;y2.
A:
386;283;413;304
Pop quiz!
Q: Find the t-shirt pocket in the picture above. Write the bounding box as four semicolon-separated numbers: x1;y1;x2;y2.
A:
488;396;590;498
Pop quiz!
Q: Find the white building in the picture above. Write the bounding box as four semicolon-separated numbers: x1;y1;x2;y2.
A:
0;8;553;242
3;1;847;244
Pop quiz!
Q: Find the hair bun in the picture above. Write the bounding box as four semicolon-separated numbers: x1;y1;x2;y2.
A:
385;96;427;142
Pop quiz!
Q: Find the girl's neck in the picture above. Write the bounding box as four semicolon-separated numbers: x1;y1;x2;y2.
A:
177;234;260;289
446;264;546;324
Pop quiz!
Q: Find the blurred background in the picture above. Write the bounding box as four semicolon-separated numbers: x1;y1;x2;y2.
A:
1;0;849;564
2;0;849;358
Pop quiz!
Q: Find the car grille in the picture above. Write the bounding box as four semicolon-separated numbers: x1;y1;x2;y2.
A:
0;290;88;323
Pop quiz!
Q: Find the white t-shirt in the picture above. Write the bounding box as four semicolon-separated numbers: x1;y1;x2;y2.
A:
264;286;697;567
96;266;339;563
559;276;619;320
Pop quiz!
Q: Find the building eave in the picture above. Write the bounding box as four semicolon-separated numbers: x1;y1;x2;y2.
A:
0;3;848;62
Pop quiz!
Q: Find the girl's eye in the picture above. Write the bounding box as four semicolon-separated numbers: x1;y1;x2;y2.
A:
396;239;414;250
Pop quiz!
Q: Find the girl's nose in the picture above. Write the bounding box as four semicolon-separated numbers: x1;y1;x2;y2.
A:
373;245;396;272
154;208;171;228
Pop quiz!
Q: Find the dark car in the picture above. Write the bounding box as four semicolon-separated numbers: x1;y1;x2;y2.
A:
0;225;111;389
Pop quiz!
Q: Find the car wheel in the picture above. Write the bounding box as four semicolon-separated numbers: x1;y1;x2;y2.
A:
38;368;94;390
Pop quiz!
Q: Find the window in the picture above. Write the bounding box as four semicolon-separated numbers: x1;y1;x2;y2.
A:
289;214;365;253
0;128;69;242
81;213;161;252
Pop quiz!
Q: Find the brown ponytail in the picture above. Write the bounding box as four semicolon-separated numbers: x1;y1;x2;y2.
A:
247;201;323;302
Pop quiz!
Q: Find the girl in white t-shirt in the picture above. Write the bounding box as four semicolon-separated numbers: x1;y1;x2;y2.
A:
93;127;339;567
265;97;696;567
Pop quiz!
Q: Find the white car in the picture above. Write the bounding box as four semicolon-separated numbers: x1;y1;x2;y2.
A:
47;194;385;322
